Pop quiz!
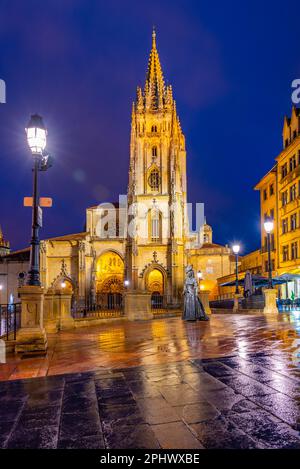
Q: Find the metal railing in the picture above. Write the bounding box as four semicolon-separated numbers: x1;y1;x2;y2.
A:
277;299;300;312
72;293;124;319
0;303;21;340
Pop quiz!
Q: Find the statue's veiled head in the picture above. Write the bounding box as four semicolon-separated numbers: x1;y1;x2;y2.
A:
185;265;194;278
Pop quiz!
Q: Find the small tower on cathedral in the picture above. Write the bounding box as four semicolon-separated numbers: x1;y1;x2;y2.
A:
0;226;10;256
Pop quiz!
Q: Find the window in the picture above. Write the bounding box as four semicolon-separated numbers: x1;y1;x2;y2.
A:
152;146;157;157
265;259;275;272
269;184;274;196
282;191;288;206
151;125;157;133
291;213;297;231
148;169;160;191
263;189;267;201
150;209;162;241
283;245;289;262
290;155;297;171
270;209;274;220
282;218;288;234
290;184;297;201
281;163;288;179
291;242;298;260
271;233;275;251
285;139;289;148
293;130;297;140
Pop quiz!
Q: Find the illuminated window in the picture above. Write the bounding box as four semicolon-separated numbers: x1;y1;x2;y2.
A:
150;209;162;241
148;169;160;191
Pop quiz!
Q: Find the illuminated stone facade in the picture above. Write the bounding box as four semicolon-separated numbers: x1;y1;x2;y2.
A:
0;32;235;306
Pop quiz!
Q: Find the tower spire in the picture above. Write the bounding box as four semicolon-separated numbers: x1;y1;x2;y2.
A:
145;29;165;110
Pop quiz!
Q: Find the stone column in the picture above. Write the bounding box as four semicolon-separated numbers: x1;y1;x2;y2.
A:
233;294;242;312
15;285;47;355
199;290;211;315
263;288;279;315
124;291;152;320
43;288;58;333
56;291;75;330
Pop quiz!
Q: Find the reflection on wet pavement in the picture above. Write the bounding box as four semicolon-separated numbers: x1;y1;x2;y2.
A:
1;313;300;381
0;313;300;448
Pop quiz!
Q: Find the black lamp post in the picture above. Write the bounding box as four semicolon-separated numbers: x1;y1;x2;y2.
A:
232;244;240;294
264;217;274;289
25;114;52;286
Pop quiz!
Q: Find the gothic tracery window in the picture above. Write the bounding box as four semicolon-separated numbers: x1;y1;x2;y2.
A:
152;146;157;157
150;208;162;241
148;168;160;191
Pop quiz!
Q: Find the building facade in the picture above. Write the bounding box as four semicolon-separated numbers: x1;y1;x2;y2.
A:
0;32;235;308
255;106;300;298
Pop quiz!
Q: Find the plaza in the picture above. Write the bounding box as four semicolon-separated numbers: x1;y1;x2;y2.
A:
1;313;300;449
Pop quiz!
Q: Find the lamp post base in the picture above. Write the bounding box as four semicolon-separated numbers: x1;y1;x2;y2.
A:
263;288;279;315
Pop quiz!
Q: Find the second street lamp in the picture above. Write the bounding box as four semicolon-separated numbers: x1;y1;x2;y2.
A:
232;244;240;294
25;114;52;286
264;217;274;289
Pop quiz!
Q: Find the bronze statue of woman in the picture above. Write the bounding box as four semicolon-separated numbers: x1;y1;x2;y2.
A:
182;265;209;321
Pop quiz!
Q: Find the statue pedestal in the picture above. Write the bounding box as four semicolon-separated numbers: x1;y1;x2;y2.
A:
15;286;47;355
199;290;211;315
124;291;152;321
263;289;279;315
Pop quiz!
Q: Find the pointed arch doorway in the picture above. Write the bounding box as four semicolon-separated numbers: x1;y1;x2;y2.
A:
146;267;165;309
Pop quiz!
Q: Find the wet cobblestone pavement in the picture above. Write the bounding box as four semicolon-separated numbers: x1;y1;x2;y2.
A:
1;314;300;448
1;351;300;449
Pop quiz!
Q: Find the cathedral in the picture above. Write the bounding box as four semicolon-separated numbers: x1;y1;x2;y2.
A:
0;31;235;308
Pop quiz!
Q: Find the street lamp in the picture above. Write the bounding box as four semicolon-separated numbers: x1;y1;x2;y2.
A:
61;282;66;289
232;244;240;294
25;114;52;286
124;280;129;288
197;271;203;288
264;217;274;288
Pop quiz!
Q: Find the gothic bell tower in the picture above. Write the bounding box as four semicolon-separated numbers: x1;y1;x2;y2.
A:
126;30;188;300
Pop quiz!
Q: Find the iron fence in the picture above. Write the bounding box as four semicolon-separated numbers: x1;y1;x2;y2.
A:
0;303;21;340
72;293;124;319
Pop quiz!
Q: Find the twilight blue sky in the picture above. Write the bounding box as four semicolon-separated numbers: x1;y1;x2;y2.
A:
0;0;299;253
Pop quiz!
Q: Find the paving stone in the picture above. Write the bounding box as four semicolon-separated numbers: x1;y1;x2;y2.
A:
158;383;205;406
177;401;220;423
6;425;59;449
226;409;300;449
137;396;180;424
100;403;145;426
191;415;260;449
103;424;160;449
59;410;102;439
151;421;204;449
58;435;105;449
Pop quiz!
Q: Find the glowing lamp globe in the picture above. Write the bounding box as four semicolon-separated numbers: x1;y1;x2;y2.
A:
232;244;240;255
26;114;47;154
264;218;274;234
61;282;66;289
197;271;203;280
124;280;130;287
